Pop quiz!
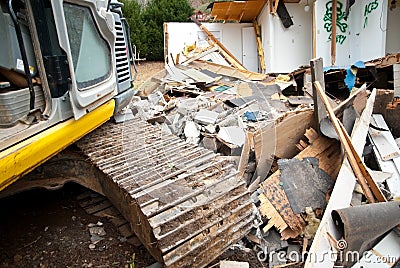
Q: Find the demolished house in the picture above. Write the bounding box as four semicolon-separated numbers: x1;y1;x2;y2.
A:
128;0;400;267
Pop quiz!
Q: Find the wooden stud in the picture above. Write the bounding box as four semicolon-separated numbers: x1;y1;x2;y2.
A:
314;81;387;203
312;1;316;58
191;18;246;70
238;131;252;178
273;0;280;14
253;20;267;73
331;0;337;66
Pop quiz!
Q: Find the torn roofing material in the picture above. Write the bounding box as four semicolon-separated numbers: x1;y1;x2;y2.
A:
210;0;268;22
278;157;334;214
331;201;400;267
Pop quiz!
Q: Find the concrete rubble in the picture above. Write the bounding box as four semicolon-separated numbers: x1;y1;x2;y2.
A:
88;221;106;249
131;47;400;267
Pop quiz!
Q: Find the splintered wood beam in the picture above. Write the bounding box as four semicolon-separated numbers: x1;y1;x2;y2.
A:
253;20;266;73
238;131;252;178
273;0;280;14
331;0;337;66
259;193;289;233
312;1;316;58
314;81;387;203
191;17;247;71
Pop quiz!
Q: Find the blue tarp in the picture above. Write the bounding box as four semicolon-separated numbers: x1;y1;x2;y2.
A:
323;61;365;91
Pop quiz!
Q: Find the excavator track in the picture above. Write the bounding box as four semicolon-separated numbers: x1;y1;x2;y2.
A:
76;118;256;267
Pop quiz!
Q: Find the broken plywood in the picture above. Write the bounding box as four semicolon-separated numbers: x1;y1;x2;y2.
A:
258;129;341;240
189;60;268;81
253;109;316;181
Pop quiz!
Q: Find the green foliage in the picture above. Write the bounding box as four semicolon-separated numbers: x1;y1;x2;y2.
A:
121;0;193;61
120;0;144;54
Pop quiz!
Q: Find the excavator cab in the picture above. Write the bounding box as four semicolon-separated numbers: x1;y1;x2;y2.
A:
0;0;135;189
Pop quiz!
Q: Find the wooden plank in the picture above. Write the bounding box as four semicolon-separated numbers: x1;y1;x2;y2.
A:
312;1;316;58
258;128;341;240
189;60;268;81
310;58;326;133
253;20;266;73
191;18;246;71
364;52;400;68
314;81;386;203
332;84;367;117
330;0;337;66
181;46;219;66
254;109;315;181
238;131;252;178
306;88;377;268
273;0;280;13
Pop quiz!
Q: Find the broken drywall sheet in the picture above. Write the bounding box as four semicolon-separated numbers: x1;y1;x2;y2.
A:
217;126;246;147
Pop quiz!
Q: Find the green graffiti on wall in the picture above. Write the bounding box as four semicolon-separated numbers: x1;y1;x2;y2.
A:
364;0;379;28
323;0;348;44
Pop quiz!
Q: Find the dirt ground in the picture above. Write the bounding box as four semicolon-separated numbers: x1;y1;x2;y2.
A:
132;61;164;90
0;61;264;268
0;184;156;268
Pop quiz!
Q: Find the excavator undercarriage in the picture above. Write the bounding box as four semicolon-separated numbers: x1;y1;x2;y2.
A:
3;117;256;267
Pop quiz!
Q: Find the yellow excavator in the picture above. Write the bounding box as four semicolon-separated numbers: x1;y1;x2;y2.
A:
0;0;255;267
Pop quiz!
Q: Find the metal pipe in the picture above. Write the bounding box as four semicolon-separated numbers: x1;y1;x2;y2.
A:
8;0;35;111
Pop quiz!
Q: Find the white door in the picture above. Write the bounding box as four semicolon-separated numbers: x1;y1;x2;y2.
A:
242;27;259;72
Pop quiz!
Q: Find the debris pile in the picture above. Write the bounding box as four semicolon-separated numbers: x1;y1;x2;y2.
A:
131;48;400;267
255;56;400;267
132;59;317;189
